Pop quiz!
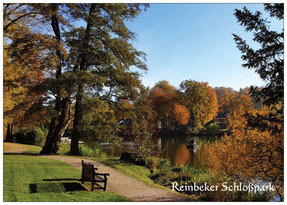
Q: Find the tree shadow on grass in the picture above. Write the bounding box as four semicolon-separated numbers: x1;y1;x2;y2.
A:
29;182;87;193
42;179;106;191
43;178;80;182
3;152;39;156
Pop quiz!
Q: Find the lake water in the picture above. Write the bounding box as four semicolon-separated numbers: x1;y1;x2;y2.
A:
100;136;280;201
100;135;217;167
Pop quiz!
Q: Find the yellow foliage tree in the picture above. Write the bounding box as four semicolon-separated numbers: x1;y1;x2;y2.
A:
179;80;218;128
3;47;44;130
226;94;254;131
219;91;237;114
4;5;49;139
208;106;283;198
203;83;219;124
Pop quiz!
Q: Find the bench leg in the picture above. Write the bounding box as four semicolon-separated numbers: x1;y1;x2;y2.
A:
91;181;94;191
104;180;107;191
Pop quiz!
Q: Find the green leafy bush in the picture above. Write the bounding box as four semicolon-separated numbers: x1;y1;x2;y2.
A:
171;166;183;173
79;145;107;158
150;164;273;201
205;123;221;136
58;143;107;158
150;168;174;186
157;158;171;169
120;152;145;166
59;143;70;155
13;127;47;145
145;157;159;169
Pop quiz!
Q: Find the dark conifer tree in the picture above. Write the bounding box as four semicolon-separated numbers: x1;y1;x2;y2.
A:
63;4;149;155
233;3;283;131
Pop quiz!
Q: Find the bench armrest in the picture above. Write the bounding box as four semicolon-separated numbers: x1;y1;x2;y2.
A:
96;173;110;176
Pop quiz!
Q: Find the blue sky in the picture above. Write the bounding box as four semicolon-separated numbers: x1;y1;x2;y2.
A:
126;4;283;91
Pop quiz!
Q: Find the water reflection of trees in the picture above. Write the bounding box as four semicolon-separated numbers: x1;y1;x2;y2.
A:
173;138;210;167
100;136;213;168
173;144;191;166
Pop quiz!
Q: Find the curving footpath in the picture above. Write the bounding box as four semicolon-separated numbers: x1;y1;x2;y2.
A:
40;155;189;202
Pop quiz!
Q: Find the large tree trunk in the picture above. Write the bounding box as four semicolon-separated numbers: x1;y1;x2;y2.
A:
69;88;83;155
5;123;13;142
40;97;70;154
69;4;95;155
40;4;70;154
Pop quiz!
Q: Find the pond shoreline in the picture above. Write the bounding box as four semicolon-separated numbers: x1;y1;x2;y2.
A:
100;134;219;167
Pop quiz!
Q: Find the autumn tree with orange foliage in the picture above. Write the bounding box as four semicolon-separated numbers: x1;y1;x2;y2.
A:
149;81;177;129
209;72;283;200
209;4;283;201
203;83;219;125
179;80;218;128
114;99;135;120
4;4;50;140
173;103;190;125
214;87;236;103
218;91;237;114
154;80;175;94
208;107;283;199
222;93;254;131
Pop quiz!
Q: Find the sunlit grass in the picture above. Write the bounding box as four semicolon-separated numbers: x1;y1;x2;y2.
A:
95;157;156;185
4;142;42;153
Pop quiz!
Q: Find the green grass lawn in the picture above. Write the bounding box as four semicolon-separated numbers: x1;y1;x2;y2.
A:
23;144;42;153
95;157;156;186
3;154;131;202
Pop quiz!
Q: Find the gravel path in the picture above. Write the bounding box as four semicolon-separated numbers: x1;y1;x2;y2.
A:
40;155;189;202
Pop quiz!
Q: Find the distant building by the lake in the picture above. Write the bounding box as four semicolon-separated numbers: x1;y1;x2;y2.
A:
214;113;227;129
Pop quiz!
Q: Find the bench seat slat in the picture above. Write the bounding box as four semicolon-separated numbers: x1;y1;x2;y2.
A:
95;176;105;181
81;160;109;191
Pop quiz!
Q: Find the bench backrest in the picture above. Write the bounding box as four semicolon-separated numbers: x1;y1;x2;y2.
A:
81;160;95;182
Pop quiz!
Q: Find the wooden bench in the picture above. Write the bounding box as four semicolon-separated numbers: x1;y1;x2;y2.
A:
81;160;110;191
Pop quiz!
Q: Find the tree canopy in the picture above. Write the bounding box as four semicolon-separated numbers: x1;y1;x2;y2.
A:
179;80;218;128
208;4;284;200
233;3;283;116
